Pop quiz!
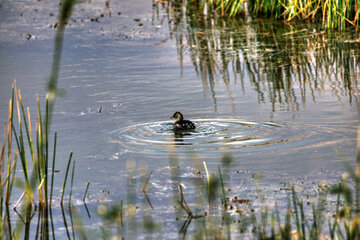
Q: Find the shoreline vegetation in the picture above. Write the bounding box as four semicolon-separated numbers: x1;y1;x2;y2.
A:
162;0;360;29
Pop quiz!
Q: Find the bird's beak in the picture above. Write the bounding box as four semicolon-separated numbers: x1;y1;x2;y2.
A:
170;116;175;119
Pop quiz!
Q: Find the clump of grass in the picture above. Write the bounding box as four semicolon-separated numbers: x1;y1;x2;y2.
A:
0;81;76;239
249;0;360;29
168;0;359;28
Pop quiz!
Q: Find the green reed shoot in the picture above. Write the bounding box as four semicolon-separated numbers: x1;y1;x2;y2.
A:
203;161;210;213
61;151;73;204
83;181;90;203
218;165;227;207
49;131;57;238
0;80;79;239
69;160;76;239
178;184;193;216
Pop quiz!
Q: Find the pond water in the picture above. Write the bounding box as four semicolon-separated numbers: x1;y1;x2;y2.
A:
0;0;359;238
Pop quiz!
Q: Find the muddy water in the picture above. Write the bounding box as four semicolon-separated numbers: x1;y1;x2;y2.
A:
0;0;359;238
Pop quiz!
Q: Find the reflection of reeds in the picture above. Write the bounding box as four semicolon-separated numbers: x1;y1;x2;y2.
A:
156;5;359;111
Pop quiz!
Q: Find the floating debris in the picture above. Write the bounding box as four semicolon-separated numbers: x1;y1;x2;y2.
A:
26;33;32;40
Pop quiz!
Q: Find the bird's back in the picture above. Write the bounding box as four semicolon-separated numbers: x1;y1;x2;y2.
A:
174;119;196;130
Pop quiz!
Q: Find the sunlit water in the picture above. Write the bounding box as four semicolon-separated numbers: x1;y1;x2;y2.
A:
0;0;359;238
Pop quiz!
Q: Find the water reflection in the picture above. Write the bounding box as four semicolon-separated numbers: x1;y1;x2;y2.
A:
154;2;359;112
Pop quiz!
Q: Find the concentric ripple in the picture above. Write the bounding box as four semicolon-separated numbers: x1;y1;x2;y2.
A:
108;118;320;155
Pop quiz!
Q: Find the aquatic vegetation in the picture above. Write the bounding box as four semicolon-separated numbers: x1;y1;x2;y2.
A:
154;3;360;112
167;0;360;29
92;146;360;239
0;81;76;239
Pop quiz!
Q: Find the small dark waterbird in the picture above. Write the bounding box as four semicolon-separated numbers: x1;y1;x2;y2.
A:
170;112;196;130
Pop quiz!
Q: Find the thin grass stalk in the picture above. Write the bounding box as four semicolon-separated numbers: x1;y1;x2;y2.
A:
299;199;306;239
49;131;57;239
0;128;6;238
35;203;41;240
1;125;6;220
1;156;16;197
270;212;276;238
2;155;17;239
26;107;36;170
36;94;46;211
5;97;14;206
203;161;211;214
178;184;193;216
42;94;50;238
69;160;76;240
50;132;57;204
8;153;17;200
120;199;124;227
61;151;73;204
23;196;32;240
14;87;30;187
45;95;49;199
355;126;360;211
35;118;44;206
5;205;12;240
217;165;227;207
69;160;75;206
292;186;302;239
11;122;29;187
17;90;36;170
285;208;292;238
60;202;71;239
329;193;341;238
310;203;317;238
83;181;90;203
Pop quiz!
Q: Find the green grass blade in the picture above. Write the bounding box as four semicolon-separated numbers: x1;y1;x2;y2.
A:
83;181;90;203
61;151;73;203
218;165;227;206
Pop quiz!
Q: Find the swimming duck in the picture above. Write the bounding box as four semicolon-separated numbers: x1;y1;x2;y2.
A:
170;112;196;130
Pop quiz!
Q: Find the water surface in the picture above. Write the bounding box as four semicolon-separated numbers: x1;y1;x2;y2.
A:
0;0;359;238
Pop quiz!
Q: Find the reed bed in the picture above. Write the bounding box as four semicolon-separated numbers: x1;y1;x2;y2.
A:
168;0;360;29
0;81;76;239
